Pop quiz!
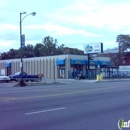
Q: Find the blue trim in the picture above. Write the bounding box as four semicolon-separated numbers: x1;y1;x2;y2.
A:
70;59;110;66
56;59;65;65
70;59;86;65
5;62;11;67
99;61;111;65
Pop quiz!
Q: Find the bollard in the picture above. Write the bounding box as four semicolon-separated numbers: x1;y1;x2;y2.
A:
96;75;100;81
100;74;103;81
101;74;103;80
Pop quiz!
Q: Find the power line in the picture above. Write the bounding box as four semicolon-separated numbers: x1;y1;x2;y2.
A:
0;7;22;12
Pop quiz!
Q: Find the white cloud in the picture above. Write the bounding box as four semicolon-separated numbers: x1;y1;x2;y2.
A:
48;0;130;29
0;24;18;32
0;0;7;6
26;23;102;37
103;40;118;50
0;39;17;47
0;0;129;52
0;39;19;52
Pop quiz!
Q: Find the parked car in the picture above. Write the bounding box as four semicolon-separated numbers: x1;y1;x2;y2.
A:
0;74;10;82
9;72;39;82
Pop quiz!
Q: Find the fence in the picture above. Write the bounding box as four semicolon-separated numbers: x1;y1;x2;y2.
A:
101;70;130;79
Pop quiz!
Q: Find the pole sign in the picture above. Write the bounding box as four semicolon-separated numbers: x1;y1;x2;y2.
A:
21;34;25;48
84;43;103;54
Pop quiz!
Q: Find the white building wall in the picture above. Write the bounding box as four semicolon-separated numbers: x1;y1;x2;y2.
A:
0;54;110;78
45;59;48;78
12;62;15;74
55;58;58;78
32;60;34;75
43;60;45;77
15;61;18;71
48;59;50;78
29;60;32;75
34;60;37;75
50;59;53;79
40;60;43;75
37;60;40;74
28;60;31;75
31;60;33;74
23;61;27;73
27;61;30;74
65;57;71;78
18;61;20;72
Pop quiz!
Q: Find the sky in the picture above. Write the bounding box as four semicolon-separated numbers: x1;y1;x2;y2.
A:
0;0;130;53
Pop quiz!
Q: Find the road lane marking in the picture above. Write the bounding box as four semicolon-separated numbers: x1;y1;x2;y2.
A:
0;85;126;101
25;107;66;115
15;85;123;100
0;87;77;94
0;97;17;100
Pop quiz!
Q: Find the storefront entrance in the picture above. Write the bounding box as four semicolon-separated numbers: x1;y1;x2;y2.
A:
71;64;83;79
59;67;65;78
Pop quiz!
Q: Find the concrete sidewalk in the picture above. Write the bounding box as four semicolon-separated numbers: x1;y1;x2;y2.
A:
13;78;130;87
41;78;130;84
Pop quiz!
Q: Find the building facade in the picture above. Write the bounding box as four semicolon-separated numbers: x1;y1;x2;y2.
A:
0;54;110;79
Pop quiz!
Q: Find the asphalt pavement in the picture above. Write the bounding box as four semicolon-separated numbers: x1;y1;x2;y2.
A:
0;80;130;130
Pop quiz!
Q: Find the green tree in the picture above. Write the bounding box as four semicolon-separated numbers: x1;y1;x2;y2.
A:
42;36;58;55
56;44;65;55
1;52;9;60
116;34;130;55
103;47;119;66
33;43;45;57
8;49;19;59
72;48;84;55
22;44;34;58
64;47;84;55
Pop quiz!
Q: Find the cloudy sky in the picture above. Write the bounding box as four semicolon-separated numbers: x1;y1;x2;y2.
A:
0;0;130;53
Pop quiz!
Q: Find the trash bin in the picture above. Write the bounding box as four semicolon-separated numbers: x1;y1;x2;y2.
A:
96;75;100;81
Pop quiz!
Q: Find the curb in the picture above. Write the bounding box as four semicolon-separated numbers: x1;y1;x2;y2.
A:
13;82;65;87
96;79;130;83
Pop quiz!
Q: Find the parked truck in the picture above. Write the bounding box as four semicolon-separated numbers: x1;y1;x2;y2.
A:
9;72;39;82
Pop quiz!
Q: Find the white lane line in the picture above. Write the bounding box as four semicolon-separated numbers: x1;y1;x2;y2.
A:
25;107;66;115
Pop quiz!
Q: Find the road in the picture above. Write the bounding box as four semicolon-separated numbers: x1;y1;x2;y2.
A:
0;81;130;130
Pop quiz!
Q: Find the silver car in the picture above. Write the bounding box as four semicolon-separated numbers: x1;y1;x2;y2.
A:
0;74;10;82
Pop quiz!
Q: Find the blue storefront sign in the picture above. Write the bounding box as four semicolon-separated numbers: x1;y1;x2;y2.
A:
70;59;86;65
99;61;110;66
5;62;11;67
56;59;65;65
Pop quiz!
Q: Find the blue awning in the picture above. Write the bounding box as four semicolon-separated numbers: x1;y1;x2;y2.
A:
89;60;98;65
70;59;86;65
56;59;65;65
99;61;111;65
5;62;11;67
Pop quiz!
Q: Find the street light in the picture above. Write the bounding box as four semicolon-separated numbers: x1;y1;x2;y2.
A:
20;11;36;86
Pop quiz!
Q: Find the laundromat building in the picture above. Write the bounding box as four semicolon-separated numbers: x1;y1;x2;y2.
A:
0;54;111;79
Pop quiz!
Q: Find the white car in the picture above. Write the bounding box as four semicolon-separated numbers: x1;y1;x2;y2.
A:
0;74;10;82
